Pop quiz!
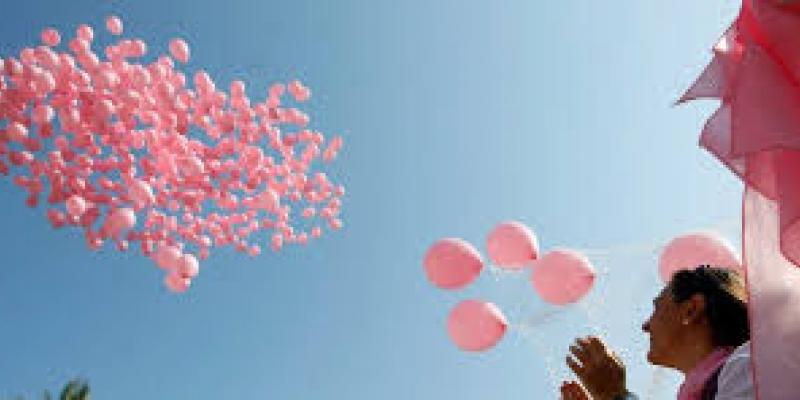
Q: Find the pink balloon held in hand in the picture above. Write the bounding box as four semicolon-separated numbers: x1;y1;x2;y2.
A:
423;238;484;289
530;249;596;305
658;232;742;282
486;221;539;269
447;299;507;352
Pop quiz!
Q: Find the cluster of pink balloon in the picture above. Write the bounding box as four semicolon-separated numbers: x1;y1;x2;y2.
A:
658;232;742;282
423;221;597;352
0;16;345;292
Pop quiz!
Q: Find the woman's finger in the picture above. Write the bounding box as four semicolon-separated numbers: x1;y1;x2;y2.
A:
560;381;574;400
566;355;586;378
560;381;588;400
586;336;605;354
585;336;612;364
576;337;592;350
569;344;591;366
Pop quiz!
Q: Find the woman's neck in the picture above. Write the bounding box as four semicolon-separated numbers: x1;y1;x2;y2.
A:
675;333;717;374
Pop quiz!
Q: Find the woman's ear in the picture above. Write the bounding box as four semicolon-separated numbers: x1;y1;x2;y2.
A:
682;293;707;324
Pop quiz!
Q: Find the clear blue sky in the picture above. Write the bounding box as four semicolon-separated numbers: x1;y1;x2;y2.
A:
0;0;744;398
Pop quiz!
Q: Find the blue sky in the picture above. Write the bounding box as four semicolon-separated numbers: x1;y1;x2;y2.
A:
0;0;744;398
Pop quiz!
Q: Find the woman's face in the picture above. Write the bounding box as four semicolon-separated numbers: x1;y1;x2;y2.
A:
641;286;685;368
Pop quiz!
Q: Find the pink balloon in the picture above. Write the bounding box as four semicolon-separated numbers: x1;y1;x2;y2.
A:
256;189;279;211
447;299;507;352
164;273;191;293
423;238;483;289
107;207;136;236
179;155;204;176
41;28;61;47
176;253;199;278
7;122;28;142
658;232;742;282
66;195;87;217
247;245;261;257
531;249;596;305
128;179;155;207
169;39;190;63
32;105;54;124
486;221;539;269
106;16;123;36
155;245;182;270
76;24;94;42
0;15;345;293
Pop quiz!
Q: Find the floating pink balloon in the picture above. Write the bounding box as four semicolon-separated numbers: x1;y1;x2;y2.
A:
486;221;539;269
76;24;94;42
106;207;136;237
658;232;742;282
7;123;28;142
128;180;155;208
423;238;484;289
41;28;61;47
177;253;199;278
66;195;87;217
106;15;123;35
155;245;182;270
447;299;507;352
32;105;54;124
169;38;190;63
0;15;345;293
164;273;191;293
530;249;596;305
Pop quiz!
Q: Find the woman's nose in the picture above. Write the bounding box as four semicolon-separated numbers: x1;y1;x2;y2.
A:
642;319;650;332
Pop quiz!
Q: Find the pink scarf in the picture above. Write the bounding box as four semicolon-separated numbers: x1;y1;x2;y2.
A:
676;347;733;400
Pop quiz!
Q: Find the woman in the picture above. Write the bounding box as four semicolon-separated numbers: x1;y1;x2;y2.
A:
560;266;753;400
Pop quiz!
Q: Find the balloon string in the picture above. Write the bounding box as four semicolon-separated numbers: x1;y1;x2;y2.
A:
575;217;741;258
518;324;564;393
488;215;739;281
511;306;567;332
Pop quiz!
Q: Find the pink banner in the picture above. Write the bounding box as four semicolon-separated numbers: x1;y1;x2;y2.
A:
744;189;800;399
681;1;800;398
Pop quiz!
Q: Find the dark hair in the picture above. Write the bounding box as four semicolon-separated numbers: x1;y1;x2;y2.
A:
669;266;750;347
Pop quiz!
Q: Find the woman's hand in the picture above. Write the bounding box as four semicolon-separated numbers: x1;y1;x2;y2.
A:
566;336;627;400
560;381;591;400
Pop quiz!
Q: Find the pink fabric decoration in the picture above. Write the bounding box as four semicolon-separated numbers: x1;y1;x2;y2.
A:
680;1;800;398
743;189;800;399
677;347;734;400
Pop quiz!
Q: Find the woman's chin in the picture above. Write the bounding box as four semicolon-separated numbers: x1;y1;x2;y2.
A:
646;349;659;365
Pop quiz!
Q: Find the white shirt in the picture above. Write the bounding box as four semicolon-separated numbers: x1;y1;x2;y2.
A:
715;342;755;399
